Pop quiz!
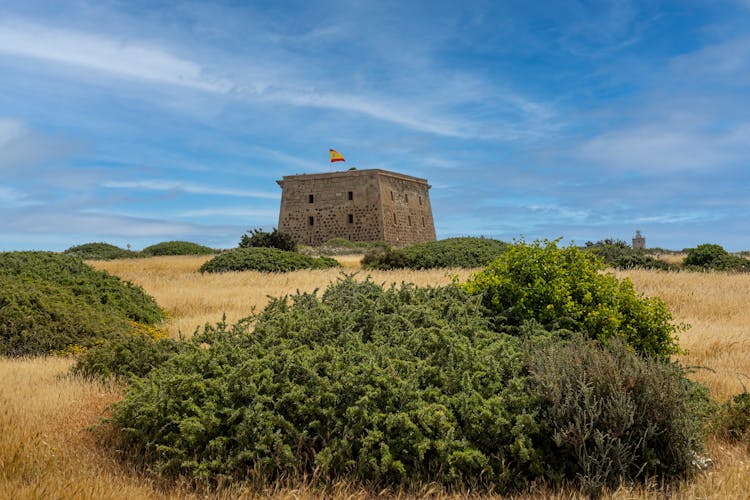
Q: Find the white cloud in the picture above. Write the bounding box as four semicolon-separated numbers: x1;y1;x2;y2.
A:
103;180;280;199
0;186;38;208
0;19;232;92
178;207;277;218
577;122;750;172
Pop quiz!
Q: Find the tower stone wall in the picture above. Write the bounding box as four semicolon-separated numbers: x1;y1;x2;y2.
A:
632;230;646;250
276;169;436;247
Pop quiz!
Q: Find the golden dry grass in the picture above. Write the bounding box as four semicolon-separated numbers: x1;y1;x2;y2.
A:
2;256;750;498
88;255;473;338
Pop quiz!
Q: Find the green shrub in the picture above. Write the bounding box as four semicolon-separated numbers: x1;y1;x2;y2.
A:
464;240;681;357
302;238;390;256
684;243;750;272
239;228;297;252
721;391;750;442
106;278;542;491
362;237;507;270
585;239;674;270
0;252;164;356
72;330;189;381
103;277;707;493
64;242;139;260
142;241;215;256
199;247;340;273
528;336;712;496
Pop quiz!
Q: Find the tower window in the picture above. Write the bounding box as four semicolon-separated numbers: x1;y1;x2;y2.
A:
421;216;425;227
408;215;412;226
405;194;409;203
419;196;422;206
308;194;314;203
308;216;314;226
393;213;397;224
348;214;354;224
390;191;394;201
348;191;353;200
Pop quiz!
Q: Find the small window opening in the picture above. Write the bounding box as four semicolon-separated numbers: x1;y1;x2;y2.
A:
405;194;409;203
308;194;314;203
393;213;397;224
348;214;354;224
408;215;412;226
421;216;425;227
390;191;394;201
348;191;353;200
419;196;422;206
308;216;314;226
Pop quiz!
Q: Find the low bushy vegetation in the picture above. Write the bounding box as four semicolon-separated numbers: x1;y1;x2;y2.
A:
362;237;507;270
64;242;139;260
0;252;164;356
684;243;750;272
584;239;674;270
239;228;297;252
301;237;390;256
102;275;709;494
141;241;215;256
199;247;340;273
464;240;681;357
529;336;713;495
721;390;750;443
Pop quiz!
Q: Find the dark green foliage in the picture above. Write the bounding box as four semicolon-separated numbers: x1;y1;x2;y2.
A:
303;238;390;256
585;239;674;270
72;331;189;381
199;248;340;273
721;391;750;442
64;242;140;260
528;336;712;496
107;278;543;490
0;252;164;356
362;237;507;270
142;241;215;256
104;277;707;493
239;228;297;252
684;243;750;272
464;240;681;357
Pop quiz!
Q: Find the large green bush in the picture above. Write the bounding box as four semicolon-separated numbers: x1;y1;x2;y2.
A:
528;336;712;496
362;237;507;270
239;228;297;252
64;242;139;260
464;240;681;357
199;247;340;273
106;279;541;490
0;252;164;356
103;278;707;493
684;243;750;272
142;241;215;256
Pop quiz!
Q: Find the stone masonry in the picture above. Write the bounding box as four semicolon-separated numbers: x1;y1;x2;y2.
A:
276;169;436;247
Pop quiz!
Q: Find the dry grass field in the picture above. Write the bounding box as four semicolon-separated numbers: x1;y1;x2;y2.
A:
2;255;750;498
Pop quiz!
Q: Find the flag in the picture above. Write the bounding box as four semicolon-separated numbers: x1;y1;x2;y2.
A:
330;149;345;163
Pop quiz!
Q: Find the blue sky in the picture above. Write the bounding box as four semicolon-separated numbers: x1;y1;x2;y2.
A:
1;0;750;251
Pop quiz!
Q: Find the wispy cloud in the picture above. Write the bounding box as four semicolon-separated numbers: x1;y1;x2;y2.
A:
177;207;277;218
577;122;750;172
0;116;79;172
103;180;280;199
0;19;232;92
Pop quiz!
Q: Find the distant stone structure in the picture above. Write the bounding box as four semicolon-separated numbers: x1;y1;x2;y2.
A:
632;230;646;250
276;169;436;247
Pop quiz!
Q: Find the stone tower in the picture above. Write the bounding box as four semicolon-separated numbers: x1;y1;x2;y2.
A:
632;230;645;250
276;169;436;247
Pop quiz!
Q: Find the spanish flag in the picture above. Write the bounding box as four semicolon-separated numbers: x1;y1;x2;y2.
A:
330;149;345;163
